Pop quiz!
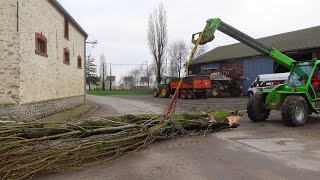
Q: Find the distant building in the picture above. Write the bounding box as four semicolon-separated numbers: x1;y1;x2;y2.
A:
140;77;149;87
0;0;87;120
124;77;134;89
106;76;116;89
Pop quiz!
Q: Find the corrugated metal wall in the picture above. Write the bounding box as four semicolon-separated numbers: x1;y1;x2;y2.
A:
243;56;274;95
200;63;220;73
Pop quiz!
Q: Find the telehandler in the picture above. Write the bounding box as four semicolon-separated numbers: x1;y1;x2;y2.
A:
193;18;320;126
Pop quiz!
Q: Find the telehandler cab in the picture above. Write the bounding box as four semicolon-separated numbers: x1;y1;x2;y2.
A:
193;18;320;126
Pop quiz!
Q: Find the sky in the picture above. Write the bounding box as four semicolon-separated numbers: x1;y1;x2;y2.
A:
58;0;320;84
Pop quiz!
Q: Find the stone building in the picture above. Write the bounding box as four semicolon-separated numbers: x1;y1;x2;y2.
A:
0;0;88;120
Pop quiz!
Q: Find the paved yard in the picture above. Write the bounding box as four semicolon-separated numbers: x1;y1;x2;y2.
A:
38;94;320;180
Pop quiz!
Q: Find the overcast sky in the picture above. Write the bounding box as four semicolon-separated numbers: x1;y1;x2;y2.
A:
59;0;320;83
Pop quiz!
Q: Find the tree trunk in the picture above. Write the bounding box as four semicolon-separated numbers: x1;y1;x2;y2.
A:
157;65;161;84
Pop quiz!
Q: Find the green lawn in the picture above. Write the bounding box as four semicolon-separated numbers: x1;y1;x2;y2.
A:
87;90;146;95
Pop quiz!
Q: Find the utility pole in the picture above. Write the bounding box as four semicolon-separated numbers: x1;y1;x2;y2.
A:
146;62;150;89
109;63;112;91
102;63;105;91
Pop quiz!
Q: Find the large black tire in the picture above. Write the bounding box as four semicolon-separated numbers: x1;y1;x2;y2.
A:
211;84;222;98
180;90;187;99
160;87;170;98
229;81;243;97
281;96;308;127
187;90;195;99
247;94;270;122
153;88;160;97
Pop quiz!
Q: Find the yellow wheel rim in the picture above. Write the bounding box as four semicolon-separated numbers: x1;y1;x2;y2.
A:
161;89;166;96
153;91;157;96
212;88;218;96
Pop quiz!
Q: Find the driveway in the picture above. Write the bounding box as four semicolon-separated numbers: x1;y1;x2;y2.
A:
39;94;320;180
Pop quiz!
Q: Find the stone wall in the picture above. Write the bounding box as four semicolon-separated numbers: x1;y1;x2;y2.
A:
0;0;87;120
0;0;21;105
18;0;86;104
0;95;85;121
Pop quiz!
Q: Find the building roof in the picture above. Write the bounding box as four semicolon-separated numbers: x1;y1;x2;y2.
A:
50;0;88;37
140;77;149;83
124;77;133;82
106;76;116;81
192;25;320;64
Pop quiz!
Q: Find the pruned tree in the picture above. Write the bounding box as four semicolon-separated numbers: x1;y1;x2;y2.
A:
144;62;154;89
169;40;188;78
131;66;142;87
100;54;107;91
86;55;97;90
147;3;168;84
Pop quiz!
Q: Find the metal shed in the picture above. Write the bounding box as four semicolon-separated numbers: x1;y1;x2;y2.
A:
243;57;274;95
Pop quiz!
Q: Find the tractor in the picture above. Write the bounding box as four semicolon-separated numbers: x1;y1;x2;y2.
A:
153;76;211;99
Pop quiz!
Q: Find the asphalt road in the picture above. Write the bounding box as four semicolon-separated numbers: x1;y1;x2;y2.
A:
40;94;320;180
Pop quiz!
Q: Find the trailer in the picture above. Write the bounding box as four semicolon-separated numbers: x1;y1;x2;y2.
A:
153;76;211;99
200;65;245;97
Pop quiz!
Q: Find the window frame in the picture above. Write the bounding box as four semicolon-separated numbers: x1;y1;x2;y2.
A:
35;32;48;57
64;18;69;40
63;48;70;65
77;56;82;69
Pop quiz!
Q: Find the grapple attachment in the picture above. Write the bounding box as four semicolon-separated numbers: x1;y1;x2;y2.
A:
192;19;217;45
192;32;215;45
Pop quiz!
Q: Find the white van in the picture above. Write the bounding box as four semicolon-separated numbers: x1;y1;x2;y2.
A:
247;72;290;97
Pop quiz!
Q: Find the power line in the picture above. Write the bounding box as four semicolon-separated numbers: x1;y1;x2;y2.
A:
109;63;147;66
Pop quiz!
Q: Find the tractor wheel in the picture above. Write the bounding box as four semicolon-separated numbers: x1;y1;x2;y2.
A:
281;96;308;127
160;87;170;98
187;90;195;99
211;84;222;98
153;88;160;97
229;81;243;97
247;94;270;122
180;90;187;99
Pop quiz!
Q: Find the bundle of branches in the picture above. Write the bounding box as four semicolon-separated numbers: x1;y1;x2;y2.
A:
0;112;241;179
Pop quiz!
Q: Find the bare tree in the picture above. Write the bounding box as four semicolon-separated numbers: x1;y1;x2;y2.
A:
144;62;154;89
192;44;209;59
147;3;168;84
131;66;142;87
100;54;106;91
123;65;143;90
169;40;188;78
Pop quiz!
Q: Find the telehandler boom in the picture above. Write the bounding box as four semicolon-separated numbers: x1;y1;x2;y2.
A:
193;18;320;126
